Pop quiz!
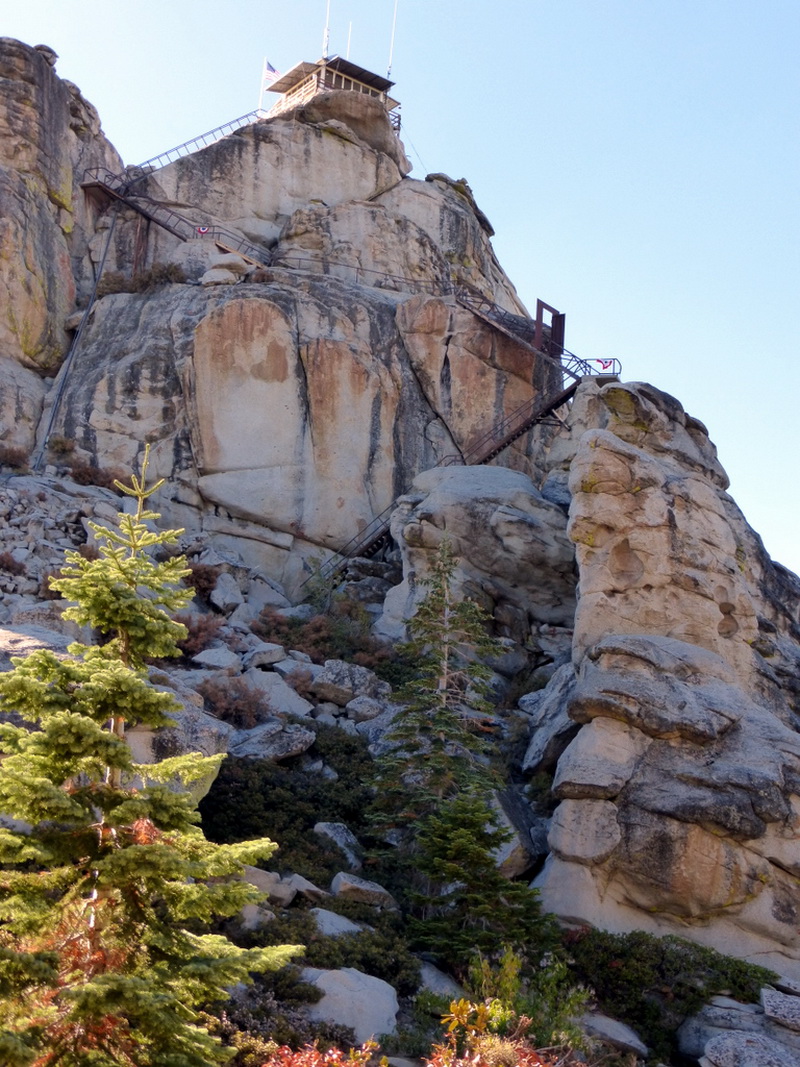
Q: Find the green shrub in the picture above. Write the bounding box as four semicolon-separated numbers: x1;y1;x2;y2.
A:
565;928;777;1061
467;948;589;1052
306;927;420;997
244;904;420;999
199;728;374;885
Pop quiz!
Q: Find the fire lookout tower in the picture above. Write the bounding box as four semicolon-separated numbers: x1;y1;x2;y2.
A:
265;56;401;130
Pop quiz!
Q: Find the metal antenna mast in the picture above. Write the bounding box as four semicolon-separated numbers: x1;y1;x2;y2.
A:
322;0;331;57
387;0;399;76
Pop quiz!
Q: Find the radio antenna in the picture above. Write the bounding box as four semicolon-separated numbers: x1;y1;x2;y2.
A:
322;0;331;57
387;0;399;77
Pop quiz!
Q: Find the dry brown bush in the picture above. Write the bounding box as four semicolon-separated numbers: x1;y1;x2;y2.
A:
198;675;274;729
284;666;315;700
174;613;225;658
46;435;75;457
97;262;187;297
184;562;220;603
0;445;28;471
0;552;26;576
40;570;62;599
67;460;125;493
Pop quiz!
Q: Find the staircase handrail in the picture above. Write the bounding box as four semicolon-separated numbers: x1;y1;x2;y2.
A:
125;110;265;184
310;380;578;583
313;501;398;582
454;286;622;381
438;382;578;468
308;302;621;583
82;169;272;267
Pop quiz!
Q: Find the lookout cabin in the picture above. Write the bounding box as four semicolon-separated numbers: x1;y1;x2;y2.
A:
266;56;401;130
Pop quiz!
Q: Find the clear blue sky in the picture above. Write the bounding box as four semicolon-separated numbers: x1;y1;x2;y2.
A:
5;0;799;574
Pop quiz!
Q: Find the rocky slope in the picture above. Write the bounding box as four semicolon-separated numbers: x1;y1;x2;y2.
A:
1;36;800;1057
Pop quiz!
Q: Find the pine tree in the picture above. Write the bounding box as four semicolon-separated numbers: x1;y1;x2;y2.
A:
408;793;556;974
0;448;301;1067
373;539;501;825
372;540;553;977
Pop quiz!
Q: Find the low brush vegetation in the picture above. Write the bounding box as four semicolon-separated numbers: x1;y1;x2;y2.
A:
253;602;415;687
200;725;374;886
245;906;421;999
0;459;775;1064
565;927;777;1062
184;560;222;602
199;675;277;729
0;551;26;576
65;457;127;491
96;262;187;297
174;610;226;657
0;444;29;470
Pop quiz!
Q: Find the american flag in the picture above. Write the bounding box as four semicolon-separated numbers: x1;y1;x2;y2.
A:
263;60;281;87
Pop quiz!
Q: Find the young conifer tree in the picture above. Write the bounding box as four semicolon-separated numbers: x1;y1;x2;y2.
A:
0;448;300;1067
409;792;555;973
373;539;553;976
373;538;501;824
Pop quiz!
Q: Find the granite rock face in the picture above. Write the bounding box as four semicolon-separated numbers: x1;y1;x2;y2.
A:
378;464;576;650
534;379;800;981
0;71;556;593
0;38;120;374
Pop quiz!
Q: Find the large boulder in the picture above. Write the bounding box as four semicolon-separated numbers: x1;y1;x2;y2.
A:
310;660;390;706
379;464;576;648
301;966;399;1044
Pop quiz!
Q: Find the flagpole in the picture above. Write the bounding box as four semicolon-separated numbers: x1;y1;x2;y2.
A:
387;0;399;77
258;57;266;114
322;0;331;57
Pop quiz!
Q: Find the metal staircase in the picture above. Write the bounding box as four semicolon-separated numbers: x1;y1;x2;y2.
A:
82;166;272;268
454;288;621;382
128;110;265;180
310;297;621;584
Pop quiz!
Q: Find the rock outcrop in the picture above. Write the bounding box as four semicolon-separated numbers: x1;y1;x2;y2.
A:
372;377;800;981
0;39;554;592
1;33;799;1008
531;379;800;981
0;38;120;377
